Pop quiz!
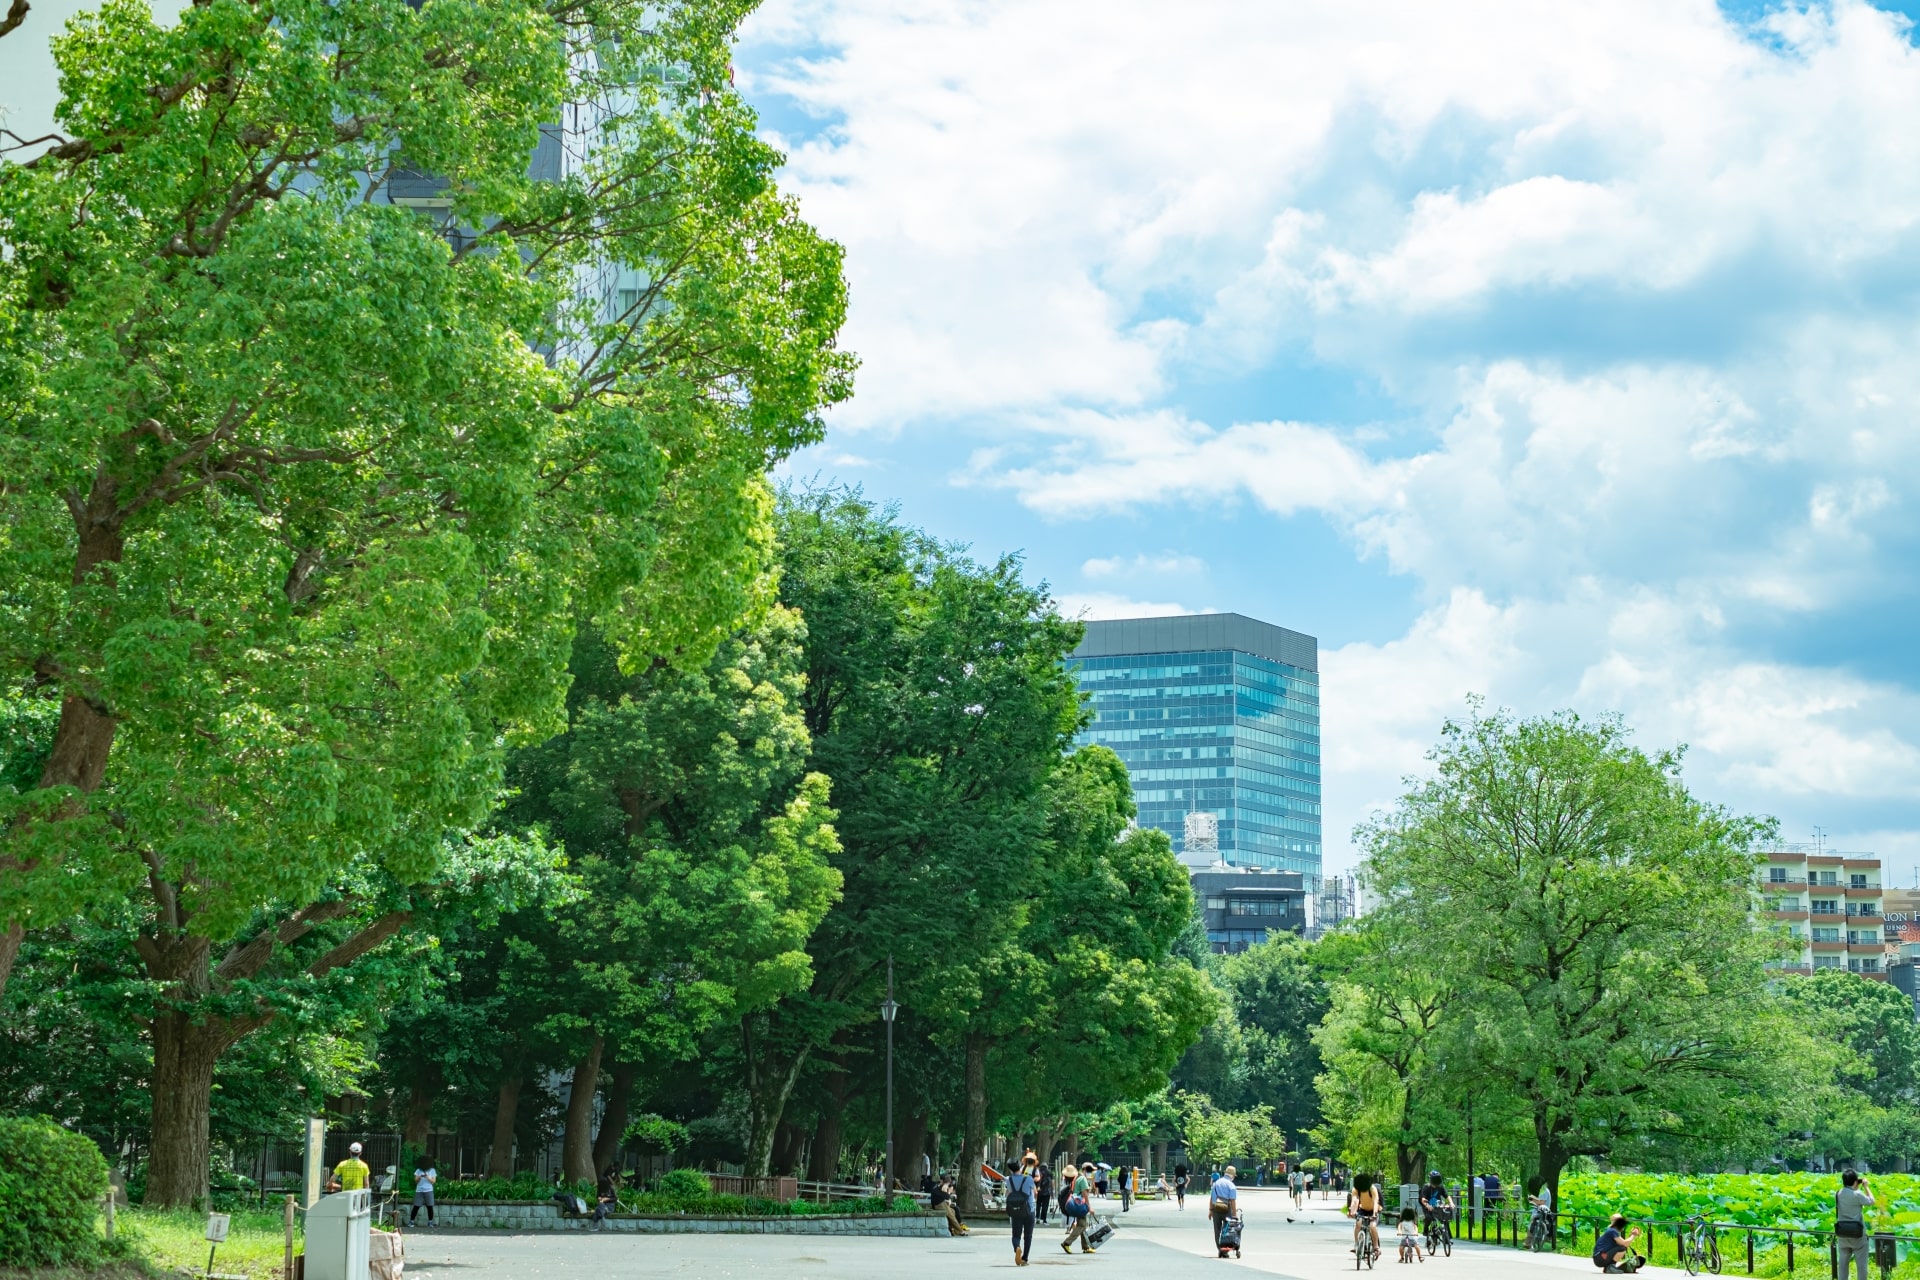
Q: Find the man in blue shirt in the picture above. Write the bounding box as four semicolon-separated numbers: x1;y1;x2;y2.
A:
1209;1165;1240;1249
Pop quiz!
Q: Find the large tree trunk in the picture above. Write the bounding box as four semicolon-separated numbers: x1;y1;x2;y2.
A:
143;932;221;1209
403;1075;437;1153
592;1062;636;1176
561;1036;604;1185
147;1015;222;1208
806;1070;849;1184
959;1032;988;1214
488;1076;522;1179
740;1015;814;1177
0;921;22;1002
894;1111;929;1189
771;1120;806;1177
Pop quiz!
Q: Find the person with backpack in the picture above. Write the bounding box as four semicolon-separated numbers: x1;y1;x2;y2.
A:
1007;1152;1039;1267
1034;1161;1053;1225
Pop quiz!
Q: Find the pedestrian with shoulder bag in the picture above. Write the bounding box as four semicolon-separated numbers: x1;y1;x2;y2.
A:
1835;1170;1874;1280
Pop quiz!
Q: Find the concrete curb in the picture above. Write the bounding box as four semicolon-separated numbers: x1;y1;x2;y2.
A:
427;1201;944;1237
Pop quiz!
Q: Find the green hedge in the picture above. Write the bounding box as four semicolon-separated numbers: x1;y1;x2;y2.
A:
0;1115;110;1266
432;1170;920;1218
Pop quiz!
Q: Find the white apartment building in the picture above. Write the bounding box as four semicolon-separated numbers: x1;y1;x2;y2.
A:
1760;848;1889;978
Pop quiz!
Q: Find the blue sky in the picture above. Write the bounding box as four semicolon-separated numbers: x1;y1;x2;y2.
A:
738;0;1920;880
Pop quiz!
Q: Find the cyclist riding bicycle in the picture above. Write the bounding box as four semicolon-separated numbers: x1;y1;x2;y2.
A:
1420;1172;1454;1236
1345;1173;1385;1257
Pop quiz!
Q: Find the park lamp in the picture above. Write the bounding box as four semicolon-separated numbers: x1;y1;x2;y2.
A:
880;994;899;1023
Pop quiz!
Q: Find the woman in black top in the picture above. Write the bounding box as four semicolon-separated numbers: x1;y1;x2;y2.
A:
1593;1214;1640;1272
1035;1162;1053;1224
1174;1163;1188;1210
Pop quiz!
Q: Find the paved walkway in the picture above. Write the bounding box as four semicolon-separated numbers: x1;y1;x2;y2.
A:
397;1188;1693;1278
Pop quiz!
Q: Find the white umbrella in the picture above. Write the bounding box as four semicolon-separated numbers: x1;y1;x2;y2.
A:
1095;1162;1112;1171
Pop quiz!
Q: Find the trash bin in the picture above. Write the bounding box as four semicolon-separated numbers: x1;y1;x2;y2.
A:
305;1189;370;1280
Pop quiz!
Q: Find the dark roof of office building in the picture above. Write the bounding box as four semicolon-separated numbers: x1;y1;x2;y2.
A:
1071;613;1317;673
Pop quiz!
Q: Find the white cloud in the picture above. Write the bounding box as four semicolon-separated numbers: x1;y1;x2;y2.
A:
1082;552;1206;579
739;0;1920;873
1053;593;1200;622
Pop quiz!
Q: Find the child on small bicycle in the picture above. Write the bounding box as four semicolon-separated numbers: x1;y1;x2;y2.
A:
1397;1208;1425;1263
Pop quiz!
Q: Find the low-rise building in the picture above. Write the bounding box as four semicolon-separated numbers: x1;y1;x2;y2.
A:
1759;847;1888;979
1190;866;1309;954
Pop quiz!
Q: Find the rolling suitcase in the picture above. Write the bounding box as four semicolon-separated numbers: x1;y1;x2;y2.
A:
1217;1216;1243;1258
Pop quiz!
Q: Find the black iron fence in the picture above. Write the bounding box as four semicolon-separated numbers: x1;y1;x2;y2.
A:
1466;1204;1916;1275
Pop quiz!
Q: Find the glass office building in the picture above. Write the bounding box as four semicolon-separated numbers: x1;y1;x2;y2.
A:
1068;613;1321;883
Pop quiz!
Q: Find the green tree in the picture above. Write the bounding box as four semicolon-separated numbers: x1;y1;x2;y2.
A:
1218;933;1327;1143
740;488;1090;1184
975;749;1216;1204
1361;705;1802;1203
500;613;842;1182
1776;970;1920;1166
0;0;849;1206
1311;919;1455;1184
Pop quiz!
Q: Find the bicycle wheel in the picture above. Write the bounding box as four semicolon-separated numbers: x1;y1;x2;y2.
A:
1441;1225;1452;1257
1684;1238;1702;1276
1707;1235;1722;1275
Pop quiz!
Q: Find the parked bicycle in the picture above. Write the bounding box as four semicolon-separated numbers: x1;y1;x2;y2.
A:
1681;1215;1722;1276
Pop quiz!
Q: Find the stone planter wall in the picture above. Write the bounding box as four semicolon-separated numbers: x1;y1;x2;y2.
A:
429;1201;944;1237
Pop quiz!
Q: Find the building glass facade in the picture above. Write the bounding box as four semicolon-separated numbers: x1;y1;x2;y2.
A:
1068;614;1321;882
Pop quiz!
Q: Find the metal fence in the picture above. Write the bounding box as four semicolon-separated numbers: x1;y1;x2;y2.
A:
1469;1205;1918;1275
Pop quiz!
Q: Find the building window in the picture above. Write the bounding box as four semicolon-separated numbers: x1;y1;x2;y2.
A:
1228;900;1286;917
1813;927;1842;942
1861;958;1882;973
1820;871;1839;886
1812;900;1840;914
1852;874;1869;889
1769;867;1788;883
1814;955;1844;968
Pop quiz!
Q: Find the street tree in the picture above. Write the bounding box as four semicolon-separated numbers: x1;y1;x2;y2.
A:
739;488;1090;1184
0;0;850;1206
500;614;842;1183
1361;705;1797;1202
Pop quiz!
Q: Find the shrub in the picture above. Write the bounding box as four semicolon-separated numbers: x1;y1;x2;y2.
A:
0;1114;110;1266
655;1168;711;1201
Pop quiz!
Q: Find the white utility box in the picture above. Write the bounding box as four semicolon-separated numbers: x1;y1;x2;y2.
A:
305;1188;371;1280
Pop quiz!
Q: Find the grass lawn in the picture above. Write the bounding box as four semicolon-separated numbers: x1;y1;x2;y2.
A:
113;1206;300;1279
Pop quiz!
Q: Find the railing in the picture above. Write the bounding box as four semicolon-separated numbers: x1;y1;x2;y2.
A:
706;1175;799;1202
1464;1204;1915;1275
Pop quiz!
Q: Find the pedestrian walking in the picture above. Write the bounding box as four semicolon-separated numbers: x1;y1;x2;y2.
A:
1174;1161;1188;1211
1060;1162;1096;1254
1007;1152;1039;1267
1035;1161;1053;1225
1120;1166;1134;1213
409;1158;437;1226
1835;1169;1874;1280
1209;1165;1240;1251
1289;1166;1304;1210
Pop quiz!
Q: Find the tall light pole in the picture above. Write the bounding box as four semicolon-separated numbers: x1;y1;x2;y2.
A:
881;955;899;1201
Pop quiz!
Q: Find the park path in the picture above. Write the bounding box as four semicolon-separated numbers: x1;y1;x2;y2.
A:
396;1186;1696;1278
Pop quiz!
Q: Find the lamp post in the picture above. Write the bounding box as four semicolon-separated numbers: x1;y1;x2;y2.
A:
881;955;899;1202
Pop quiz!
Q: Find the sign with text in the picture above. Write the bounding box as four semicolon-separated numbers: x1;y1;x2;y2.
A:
205;1213;230;1243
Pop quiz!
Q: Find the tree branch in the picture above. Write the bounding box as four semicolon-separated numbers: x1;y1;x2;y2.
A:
214;898;356;982
307;910;412;979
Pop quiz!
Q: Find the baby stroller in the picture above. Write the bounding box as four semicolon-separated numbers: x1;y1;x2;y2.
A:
1217;1214;1244;1259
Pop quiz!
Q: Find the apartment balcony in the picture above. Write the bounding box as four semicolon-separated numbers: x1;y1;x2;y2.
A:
1810;940;1849;952
1845;886;1882;899
1767;909;1810;921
